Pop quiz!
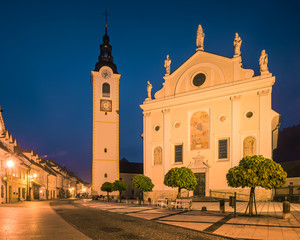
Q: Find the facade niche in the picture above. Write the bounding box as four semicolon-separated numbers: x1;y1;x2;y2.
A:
243;136;256;157
153;146;162;165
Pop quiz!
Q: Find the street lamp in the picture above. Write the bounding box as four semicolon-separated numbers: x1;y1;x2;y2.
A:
7;160;14;168
5;159;14;203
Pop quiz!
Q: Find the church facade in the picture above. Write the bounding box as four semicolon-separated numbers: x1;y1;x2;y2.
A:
140;25;280;201
91;24;120;194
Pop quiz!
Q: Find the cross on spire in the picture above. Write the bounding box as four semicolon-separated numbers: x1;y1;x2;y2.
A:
103;10;109;30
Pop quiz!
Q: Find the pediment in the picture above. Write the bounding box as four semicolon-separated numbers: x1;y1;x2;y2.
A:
154;51;254;99
189;151;210;170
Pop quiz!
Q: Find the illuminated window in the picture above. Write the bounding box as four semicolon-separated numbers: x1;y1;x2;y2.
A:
102;83;110;97
175;144;183;163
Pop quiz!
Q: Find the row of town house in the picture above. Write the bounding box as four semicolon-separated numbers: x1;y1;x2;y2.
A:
0;107;90;204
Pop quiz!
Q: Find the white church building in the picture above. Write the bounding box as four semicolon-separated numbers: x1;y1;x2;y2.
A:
140;25;280;201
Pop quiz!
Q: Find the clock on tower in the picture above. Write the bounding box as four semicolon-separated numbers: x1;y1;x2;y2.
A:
91;22;121;195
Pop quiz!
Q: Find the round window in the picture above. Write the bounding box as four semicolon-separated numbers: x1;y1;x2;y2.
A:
219;115;227;122
193;73;206;87
154;125;160;131
246;111;253;118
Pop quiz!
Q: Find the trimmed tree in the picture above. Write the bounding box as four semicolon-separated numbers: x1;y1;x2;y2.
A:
226;155;287;216
164;167;197;198
101;182;113;201
132;175;154;204
113;180;128;203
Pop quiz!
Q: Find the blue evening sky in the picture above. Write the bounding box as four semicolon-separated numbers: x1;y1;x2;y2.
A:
0;0;299;182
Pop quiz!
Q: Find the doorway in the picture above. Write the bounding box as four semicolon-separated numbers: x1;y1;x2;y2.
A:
194;173;206;196
9;186;12;202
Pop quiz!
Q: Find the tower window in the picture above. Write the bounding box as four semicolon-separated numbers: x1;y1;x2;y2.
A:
102;83;110;97
104;148;107;153
104;173;107;178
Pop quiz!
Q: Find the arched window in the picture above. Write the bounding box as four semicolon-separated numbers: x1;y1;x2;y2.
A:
243;136;256;157
190;111;209;150
102;83;110;97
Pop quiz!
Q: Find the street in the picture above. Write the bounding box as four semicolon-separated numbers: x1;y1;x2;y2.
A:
0;200;227;240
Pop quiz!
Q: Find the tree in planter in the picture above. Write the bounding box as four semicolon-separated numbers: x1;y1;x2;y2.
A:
113;180;128;203
101;182;113;201
226;155;287;216
132;175;154;204
164;167;197;198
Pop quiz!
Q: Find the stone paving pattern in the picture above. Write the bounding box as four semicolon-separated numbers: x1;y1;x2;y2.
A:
78;199;300;240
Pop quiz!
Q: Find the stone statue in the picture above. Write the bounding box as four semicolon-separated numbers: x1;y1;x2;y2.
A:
233;33;242;57
147;81;152;99
259;49;269;73
164;54;171;75
196;24;205;51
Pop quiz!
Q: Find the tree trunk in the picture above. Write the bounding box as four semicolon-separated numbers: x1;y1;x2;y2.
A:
178;187;181;199
139;191;143;205
119;191;122;203
249;187;255;216
107;192;110;202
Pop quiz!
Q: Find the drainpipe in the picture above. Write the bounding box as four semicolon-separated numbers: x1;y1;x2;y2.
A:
47;174;50;200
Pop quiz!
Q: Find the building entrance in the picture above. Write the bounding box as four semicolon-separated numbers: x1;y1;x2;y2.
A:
33;183;40;200
194;173;205;196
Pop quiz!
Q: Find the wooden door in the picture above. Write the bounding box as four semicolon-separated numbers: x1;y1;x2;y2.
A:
194;173;206;196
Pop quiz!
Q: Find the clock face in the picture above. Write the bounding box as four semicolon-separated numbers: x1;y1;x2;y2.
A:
100;99;112;112
101;69;112;79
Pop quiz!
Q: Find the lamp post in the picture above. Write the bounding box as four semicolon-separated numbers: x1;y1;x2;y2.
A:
5;159;14;203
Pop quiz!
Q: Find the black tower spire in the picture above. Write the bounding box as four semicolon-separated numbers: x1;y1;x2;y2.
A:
94;11;118;73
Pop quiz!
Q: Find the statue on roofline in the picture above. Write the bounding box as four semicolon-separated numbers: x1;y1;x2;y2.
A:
147;81;152;99
259;49;269;73
196;24;205;51
164;54;171;75
233;33;242;57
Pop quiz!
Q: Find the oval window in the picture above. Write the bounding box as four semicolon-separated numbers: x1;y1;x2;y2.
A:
193;73;206;87
154;125;160;131
246;111;253;118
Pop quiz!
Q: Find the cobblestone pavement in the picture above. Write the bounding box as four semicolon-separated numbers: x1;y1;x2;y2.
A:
77;199;300;240
0;200;90;240
51;200;228;240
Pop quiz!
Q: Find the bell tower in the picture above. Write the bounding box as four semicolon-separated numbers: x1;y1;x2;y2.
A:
91;18;120;194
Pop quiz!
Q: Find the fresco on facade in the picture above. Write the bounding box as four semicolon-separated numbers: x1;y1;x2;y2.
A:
190;111;209;150
243;136;256;157
154;146;162;165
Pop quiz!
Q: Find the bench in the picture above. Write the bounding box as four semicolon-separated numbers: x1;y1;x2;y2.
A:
154;198;168;208
170;199;192;211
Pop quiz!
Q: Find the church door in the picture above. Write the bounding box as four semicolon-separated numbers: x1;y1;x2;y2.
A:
194;173;205;196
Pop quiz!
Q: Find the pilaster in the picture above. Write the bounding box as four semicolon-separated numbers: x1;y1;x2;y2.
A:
230;95;241;167
258;90;272;158
143;112;151;177
162;109;171;176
